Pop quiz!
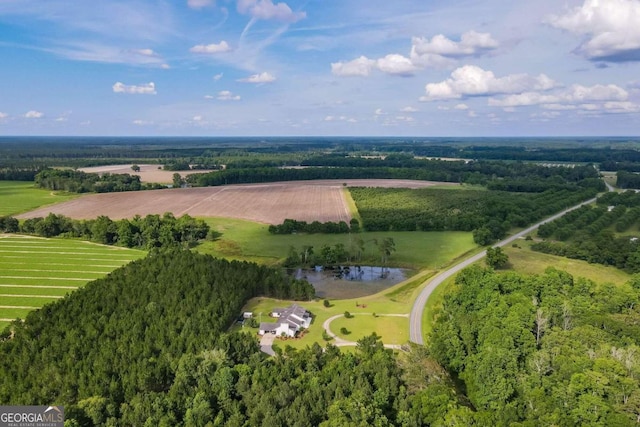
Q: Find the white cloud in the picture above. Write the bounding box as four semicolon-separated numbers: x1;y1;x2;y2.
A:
376;54;418;76
454;103;469;110
112;82;157;95
133;119;153;125
190;41;231;54
421;65;556;101
237;0;306;23
412;30;499;58
374;108;385;115
237;72;276;83
213;73;223;81
188;0;213;9
25;110;43;119
192;115;203;121
0;112;7;119
401;106;419;113
331;56;376;77
131;48;156;57
217;90;241;101
548;0;640;62
488;84;628;107
604;101;640;112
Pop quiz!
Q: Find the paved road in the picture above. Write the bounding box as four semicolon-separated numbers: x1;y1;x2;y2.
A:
408;195;600;345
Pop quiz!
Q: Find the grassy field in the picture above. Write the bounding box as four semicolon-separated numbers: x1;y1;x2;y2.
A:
0;181;78;216
0;235;145;330
198;217;476;270
503;240;632;286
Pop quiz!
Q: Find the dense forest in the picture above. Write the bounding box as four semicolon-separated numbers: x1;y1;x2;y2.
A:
35;169;166;193
1;212;210;249
429;266;640;425
0;250;318;424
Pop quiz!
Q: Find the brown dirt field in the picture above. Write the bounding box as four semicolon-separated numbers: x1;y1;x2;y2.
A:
16;179;456;224
78;164;215;184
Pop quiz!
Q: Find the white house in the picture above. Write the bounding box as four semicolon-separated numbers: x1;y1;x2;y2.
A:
259;304;311;337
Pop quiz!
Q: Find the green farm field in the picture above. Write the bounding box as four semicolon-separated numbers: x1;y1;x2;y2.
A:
0;181;78;216
198;217;476;270
0;235;144;330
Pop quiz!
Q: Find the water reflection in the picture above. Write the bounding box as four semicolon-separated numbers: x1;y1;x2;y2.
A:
290;266;410;299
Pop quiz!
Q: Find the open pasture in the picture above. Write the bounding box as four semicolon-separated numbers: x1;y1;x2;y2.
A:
0;235;144;329
0;181;77;216
17;179;443;224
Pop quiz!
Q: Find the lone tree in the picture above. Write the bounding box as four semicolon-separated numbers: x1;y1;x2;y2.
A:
172;173;184;188
131;164;140;172
486;246;509;269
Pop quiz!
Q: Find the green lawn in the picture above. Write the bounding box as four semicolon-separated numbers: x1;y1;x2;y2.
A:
198;217;476;270
0;181;78;216
332;314;408;345
0;236;145;325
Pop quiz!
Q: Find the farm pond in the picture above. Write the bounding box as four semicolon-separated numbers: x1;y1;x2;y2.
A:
289;265;412;299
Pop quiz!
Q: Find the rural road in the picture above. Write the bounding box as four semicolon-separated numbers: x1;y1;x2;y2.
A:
408;193;601;345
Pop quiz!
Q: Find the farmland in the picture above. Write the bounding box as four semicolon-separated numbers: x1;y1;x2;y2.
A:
78;164;215;184
0;181;77;216
16;179;443;224
0;235;144;330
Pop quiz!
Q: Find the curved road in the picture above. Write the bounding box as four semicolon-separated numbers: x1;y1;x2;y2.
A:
409;194;602;344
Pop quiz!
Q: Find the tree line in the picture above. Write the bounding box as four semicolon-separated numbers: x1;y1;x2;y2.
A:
429;265;640;425
35;169;166;193
268;218;359;234
1;212;210;249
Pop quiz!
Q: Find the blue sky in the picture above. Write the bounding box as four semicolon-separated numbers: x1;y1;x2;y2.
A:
1;0;640;136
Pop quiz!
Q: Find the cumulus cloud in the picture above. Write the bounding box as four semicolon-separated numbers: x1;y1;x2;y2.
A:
401;106;419;113
331;56;376;77
237;0;306;23
133;119;153;125
131;48;156;57
488;84;629;107
548;0;640;62
0;112;8;119
190;41;231;54
188;0;213;9
333;30;499;77
217;90;241;101
237;72;276;83
213;73;223;81
25;110;44;118
420;65;556;101
412;30;499;58
376;54;418;76
112;82;157;94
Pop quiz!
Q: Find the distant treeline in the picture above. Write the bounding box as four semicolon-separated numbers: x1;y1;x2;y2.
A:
268;218;359;234
187;161;601;188
35;169;166;193
616;171;640;189
0;167;40;181
2;212;209;249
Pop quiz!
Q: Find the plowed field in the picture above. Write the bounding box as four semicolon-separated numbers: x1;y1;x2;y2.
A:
17;180;454;224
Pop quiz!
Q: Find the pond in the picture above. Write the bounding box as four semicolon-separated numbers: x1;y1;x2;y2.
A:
290;265;412;299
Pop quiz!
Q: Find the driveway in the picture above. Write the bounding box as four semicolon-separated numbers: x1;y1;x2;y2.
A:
259;333;276;356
